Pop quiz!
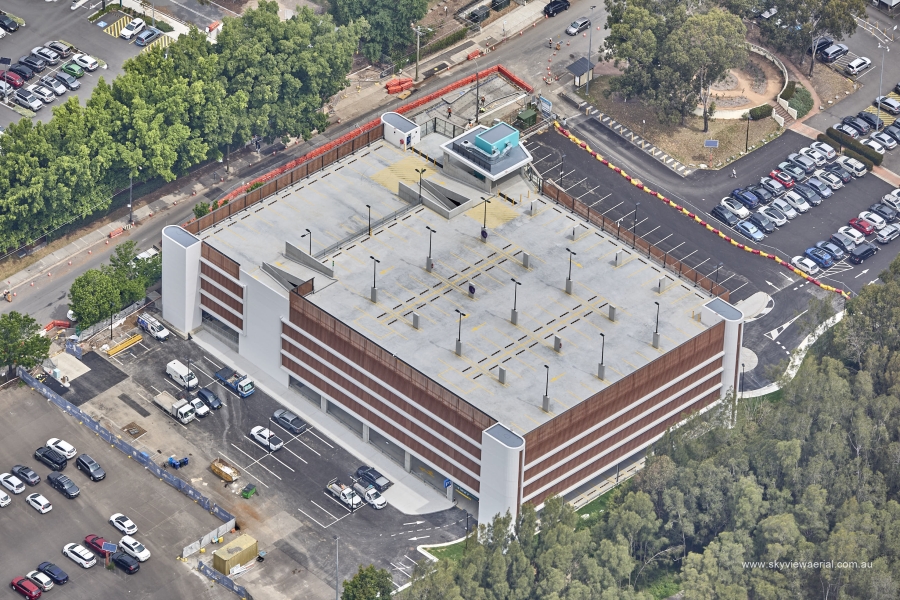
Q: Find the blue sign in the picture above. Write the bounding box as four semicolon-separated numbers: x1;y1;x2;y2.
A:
704;140;719;148
443;478;452;489
538;95;552;118
101;542;118;553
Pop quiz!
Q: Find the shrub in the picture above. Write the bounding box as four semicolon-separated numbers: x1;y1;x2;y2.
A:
844;149;874;171
789;86;814;119
780;81;796;101
749;104;773;120
421;29;466;57
825;127;883;166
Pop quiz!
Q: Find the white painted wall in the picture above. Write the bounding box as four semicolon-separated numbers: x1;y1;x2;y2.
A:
239;271;290;387
161;226;202;336
479;424;524;523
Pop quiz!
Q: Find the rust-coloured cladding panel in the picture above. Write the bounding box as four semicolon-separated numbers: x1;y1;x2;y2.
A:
201;294;244;330
281;329;480;458
524;322;726;465
527;387;722;507
287;290;495;439
200;264;244;299
281;352;481;491
201;242;240;279
201;279;243;314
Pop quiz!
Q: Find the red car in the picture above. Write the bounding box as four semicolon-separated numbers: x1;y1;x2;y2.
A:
849;217;875;236
0;70;24;88
769;169;795;189
10;577;41;599
84;534;113;558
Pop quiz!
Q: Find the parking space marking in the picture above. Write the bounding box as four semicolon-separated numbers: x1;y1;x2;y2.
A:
203;355;222;369
193;365;214;381
103;16;131;37
308;429;335;448
322;492;355;514
274;446;305;466
310;499;340;520
230;443;282;481
269;420;322;456
297;507;330;529
163;378;183;391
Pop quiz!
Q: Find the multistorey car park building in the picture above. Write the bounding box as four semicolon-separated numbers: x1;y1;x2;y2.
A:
162;115;744;521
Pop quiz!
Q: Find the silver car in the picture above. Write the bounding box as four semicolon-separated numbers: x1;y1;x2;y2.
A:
565;17;590;35
783;191;810;213
39;75;66;95
758;206;787;227
772;198;799;219
871;131;897;150
14;89;43;111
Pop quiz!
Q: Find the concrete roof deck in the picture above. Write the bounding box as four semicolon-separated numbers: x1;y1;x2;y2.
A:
312;189;716;435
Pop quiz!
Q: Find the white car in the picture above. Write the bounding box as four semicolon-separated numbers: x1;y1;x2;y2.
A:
249;426;284;451
0;490;10;507
861;138;886;155
845;56;872;75
839;226;866;245
120;18;145;40
883;189;900;211
759;206;787;227
772;198;799;220
47;438;77;459
720;197;749;219
72;53;99;72
810;141;836;160
27;84;55;104
110;513;138;535
859;210;886;230
813;169;843;190
0;473;25;494
26;493;52;513
31;46;60;65
791;256;820;275
39;74;66;96
119;536;151;561
25;570;54;592
63;543;97;568
783;191;810;213
189;397;210;417
799;146;826;166
871;131;897;150
877;224;900;244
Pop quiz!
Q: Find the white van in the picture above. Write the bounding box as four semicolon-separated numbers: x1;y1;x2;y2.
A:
838;155;867;178
166;360;198;389
137;314;169;341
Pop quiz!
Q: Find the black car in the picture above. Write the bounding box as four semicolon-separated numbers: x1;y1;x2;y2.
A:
34;446;67;471
8;63;34;81
858;111;884;131
0;14;18;32
815;240;846;262
710;204;739;227
842;115;871;135
37;562;69;585
849;241;878;264
823;162;853;183
808;35;833;55
792;183;822;206
47;472;80;498
869;202;898;223
55;71;80;91
356;466;392;492
197;387;223;410
272;409;309;434
818;43;849;63
19;55;46;73
110;551;140;574
75;454;106;481
543;0;569;16
11;464;40;486
884;124;900;144
748;212;775;234
747;184;773;204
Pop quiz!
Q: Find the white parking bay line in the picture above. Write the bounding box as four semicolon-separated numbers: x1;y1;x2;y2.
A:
193;366;214;381
218;452;270;488
310;500;339;520
295;437;321;456
163;378;183;391
307;429;334;449
281;445;308;464
265;452;297;472
203;355;222;369
230;443;282;480
297;507;329;529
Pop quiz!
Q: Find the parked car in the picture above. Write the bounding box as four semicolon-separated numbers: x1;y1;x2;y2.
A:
110;551;140;574
272;409;309;434
823;162;853;183
75;454;106;481
810;141;836;160
10;465;39;486
109;513;138;535
46;473;79;499
834;122;860;138
849;241;878;264
859;210;887;230
804;177;833;198
72;54;99;72
31;47;60;65
777;161;806;181
874;96;900;116
759;205;788;227
543;0;570;16
38;75;65;96
783;191;811;213
813;169;843;190
877;224;900;244
868;202;898;223
54;71;80;91
84;534;114;558
356;466;393;492
0;14;19;32
768;170;795;188
118;536;151;561
790;183;821;206
787;152;816;174
25;493;52;514
831;230;858;253
19;55;47;73
61;62;84;79
35;563;67;585
189;397;210;418
9;577;41;600
24;570;53;592
818;43;848;62
0;490;9;507
46;41;74;58
249;426;283;451
759;176;786;197
845;56;872;75
858;111;884;131
0;70;23;88
736;220;765;242
883;124;900;144
26;84;54;104
838;225;866;245
565;17;590;35
9;64;34;82
837;155;867;177
732;188;761;208
814;240;846;262
196;388;222;410
120;17;145;40
808;35;833;55
882;190;900;211
748;211;775;234
842;115;871;135
14;89;42;111
772;198;799;220
849;217;875;236
746;184;773;204
720;196;749;219
804;247;834;269
135;28;162;47
861;138;886;154
34;447;67;471
0;473;25;494
871;131;897;150
47;438;77;459
791;256;820;275
799;146;826;166
62;544;96;568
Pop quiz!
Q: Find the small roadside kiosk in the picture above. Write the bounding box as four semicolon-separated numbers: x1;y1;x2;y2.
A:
381;112;421;150
566;57;595;89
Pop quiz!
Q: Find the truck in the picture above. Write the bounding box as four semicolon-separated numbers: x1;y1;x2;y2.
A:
215;367;255;397
353;481;387;509
152;391;196;424
137;313;170;341
326;478;362;509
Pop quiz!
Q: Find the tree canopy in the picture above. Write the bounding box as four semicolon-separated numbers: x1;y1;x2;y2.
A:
342;564;394;600
0;311;51;379
0;1;362;254
334;0;425;62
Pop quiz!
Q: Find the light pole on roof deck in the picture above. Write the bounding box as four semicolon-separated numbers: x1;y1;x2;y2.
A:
301;228;312;255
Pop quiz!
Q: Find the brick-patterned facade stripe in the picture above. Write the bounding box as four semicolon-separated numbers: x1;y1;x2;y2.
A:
281;326;480;459
201;279;243;314
200;263;244;299
201;294;244;330
201;242;240;279
281;351;481;491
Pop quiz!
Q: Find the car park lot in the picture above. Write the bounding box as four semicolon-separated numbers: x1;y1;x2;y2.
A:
0;385;226;600
0;0;142;128
64;326;469;592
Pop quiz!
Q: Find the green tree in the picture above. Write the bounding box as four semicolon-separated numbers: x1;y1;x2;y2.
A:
0;311;51;380
334;0;425;61
68;269;120;328
342;564;393;600
193;201;211;219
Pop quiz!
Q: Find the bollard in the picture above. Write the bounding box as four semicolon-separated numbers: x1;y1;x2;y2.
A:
609;305;617;322
652;332;660;348
522;252;531;268
597;364;606;380
554;335;562;352
412;312;420;330
498;366;507;384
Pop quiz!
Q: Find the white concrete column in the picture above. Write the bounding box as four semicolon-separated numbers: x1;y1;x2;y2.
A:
161;226;202;335
362;424;370;443
479;423;525;523
404;450;412;473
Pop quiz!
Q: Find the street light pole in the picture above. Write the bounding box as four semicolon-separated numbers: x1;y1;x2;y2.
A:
128;172;134;226
511;277;521;310
741;363;746;400
302;228;312;255
416;168;427;203
586;5;596;94
654;301;660;333
455;309;465;341
745;114;752;153
481;197;491;230
370;256;380;289
334;536;339;600
559;153;566;185
632;202;640;249
365;204;372;236
877;42;891;127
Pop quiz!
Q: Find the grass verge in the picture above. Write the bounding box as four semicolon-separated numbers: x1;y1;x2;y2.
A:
426;538;469;563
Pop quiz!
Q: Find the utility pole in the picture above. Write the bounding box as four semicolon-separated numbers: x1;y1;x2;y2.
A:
586;5;596;94
412;25;432;82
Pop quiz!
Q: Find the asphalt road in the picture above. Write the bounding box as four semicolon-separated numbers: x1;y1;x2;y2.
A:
0;384;228;600
85;328;470;591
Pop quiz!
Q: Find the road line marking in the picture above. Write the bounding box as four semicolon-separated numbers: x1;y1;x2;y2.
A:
203;356;222;369
308;429;334;448
193;366;214;381
163;378;182;391
217;452;270;488
323;511;355;528
149;385;161;395
297;507;329;528
281;445;308;464
264;452;297;471
310;500;339;520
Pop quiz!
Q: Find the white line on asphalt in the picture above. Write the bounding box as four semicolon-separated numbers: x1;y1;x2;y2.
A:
642;225;660;238
324;511;355;529
281;445;307;465
163;378;182;391
110;355;124;366
729;281;749;295
264;451;297;472
667;241;685;254
297;507;329;529
218;452;269;488
193;366;214;381
403;520;426;525
295;437;321;456
307;429;334;448
577;184;602;200
322;492;354;514
564;177;586;192
693;257;710;271
310;500;339;520
718;272;737;286
230;443;282;480
602;201;623;215
203;356;222;369
149;385;161;395
137;342;150;351
654;233;673;246
391;562;411;575
678;249;697;262
531;153;554;165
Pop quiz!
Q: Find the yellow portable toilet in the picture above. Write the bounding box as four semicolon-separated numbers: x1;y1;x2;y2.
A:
212;534;258;575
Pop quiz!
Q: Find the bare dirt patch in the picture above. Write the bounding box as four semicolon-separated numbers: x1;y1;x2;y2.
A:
808;62;858;110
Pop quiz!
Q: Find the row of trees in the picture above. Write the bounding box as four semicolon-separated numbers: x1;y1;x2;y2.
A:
0;1;365;255
334;0;428;62
395;256;900;598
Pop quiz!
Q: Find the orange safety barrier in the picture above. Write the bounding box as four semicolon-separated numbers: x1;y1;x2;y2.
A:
109;227;124;238
467;50;481;60
43;320;72;332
